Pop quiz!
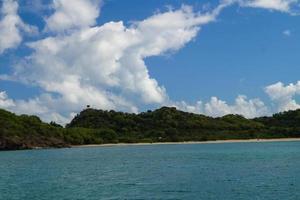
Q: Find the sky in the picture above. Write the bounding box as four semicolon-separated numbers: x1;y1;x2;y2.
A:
0;0;300;124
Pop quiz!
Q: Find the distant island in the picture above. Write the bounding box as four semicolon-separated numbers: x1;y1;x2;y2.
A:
1;107;300;150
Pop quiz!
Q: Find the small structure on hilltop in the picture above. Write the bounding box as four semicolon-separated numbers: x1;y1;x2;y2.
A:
86;105;91;109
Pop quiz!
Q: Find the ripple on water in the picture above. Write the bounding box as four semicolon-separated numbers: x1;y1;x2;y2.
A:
1;141;300;200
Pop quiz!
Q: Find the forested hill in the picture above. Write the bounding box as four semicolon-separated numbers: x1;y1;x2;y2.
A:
67;107;300;141
0;109;66;150
1;107;300;150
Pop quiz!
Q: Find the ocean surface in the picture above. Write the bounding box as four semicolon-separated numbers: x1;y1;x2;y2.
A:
1;141;300;200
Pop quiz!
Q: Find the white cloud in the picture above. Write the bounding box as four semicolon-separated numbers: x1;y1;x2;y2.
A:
0;91;15;108
3;4;230;123
173;95;269;118
2;0;300;124
0;0;37;54
265;81;300;112
177;81;300;118
205;95;269;118
239;0;299;12
173;100;204;114
0;91;76;124
283;29;291;36
45;0;101;32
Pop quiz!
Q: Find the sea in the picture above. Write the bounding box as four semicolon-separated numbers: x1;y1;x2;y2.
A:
1;141;300;200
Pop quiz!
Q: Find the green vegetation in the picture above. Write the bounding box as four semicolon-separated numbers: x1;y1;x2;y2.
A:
0;109;65;150
1;107;300;150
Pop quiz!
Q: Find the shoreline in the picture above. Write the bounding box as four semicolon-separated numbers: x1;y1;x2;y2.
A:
72;138;300;148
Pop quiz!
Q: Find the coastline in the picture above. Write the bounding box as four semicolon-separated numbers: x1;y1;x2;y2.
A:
72;138;300;148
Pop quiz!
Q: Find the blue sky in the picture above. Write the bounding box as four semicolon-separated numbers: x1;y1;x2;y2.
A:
1;0;300;124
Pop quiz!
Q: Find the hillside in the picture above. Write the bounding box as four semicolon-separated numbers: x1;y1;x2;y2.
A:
67;107;300;143
1;107;300;150
0;109;66;150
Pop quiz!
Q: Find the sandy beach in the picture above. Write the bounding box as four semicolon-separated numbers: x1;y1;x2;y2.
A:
72;138;300;148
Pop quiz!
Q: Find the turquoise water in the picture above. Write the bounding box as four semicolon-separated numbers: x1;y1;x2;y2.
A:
1;142;300;200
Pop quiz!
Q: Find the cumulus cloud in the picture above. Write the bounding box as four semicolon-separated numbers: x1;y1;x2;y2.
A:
173;95;269;118
2;3;231;123
45;0;101;32
0;90;76;124
173;100;204;114
1;0;300;124
0;91;15;108
0;0;37;54
265;81;300;112
204;95;269;118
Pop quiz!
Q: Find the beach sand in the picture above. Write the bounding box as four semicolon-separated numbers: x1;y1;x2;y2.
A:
73;138;300;148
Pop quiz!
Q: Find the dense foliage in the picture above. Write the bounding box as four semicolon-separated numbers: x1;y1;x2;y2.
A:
67;107;300;143
1;107;300;150
0;109;65;150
